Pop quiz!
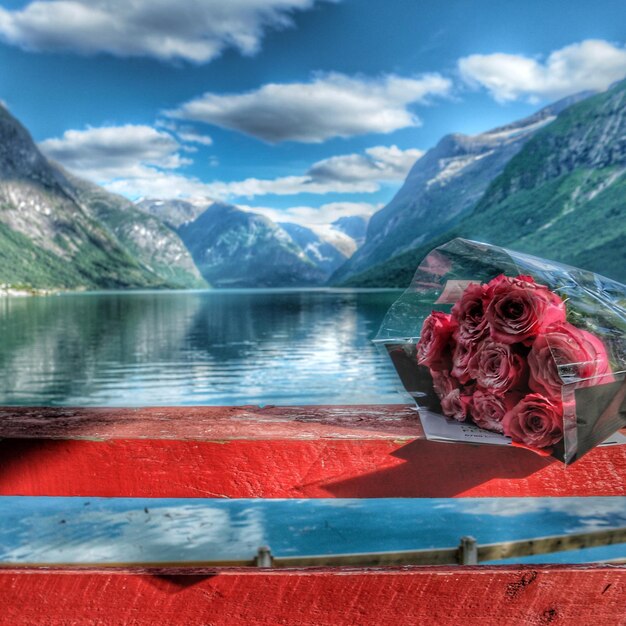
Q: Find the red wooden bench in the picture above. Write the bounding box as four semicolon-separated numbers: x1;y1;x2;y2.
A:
0;405;624;625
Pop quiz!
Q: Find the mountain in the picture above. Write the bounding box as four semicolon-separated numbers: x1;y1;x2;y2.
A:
331;215;369;247
331;93;591;285
139;199;363;285
136;198;210;228
60;173;206;288
0;104;205;290
278;222;349;277
178;203;326;287
0;105;170;290
340;81;626;287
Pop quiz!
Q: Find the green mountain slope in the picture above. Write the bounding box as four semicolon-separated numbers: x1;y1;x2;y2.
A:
0;181;168;290
330;93;589;285
0;104;204;290
61;172;207;288
342;81;626;287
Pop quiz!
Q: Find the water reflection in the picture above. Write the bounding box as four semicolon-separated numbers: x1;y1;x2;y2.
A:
0;289;405;406
0;497;623;565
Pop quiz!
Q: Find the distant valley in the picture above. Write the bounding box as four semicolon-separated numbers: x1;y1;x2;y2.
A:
138;198;367;287
0;104;367;290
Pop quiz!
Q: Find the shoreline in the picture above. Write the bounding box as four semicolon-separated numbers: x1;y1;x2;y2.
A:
0;285;62;297
0;285;402;297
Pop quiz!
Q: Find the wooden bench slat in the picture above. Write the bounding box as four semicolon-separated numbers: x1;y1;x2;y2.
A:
0;565;623;625
0;405;623;498
0;405;423;440
1;436;624;498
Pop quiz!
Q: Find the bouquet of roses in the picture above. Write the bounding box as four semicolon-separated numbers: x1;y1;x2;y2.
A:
375;239;626;463
418;274;614;454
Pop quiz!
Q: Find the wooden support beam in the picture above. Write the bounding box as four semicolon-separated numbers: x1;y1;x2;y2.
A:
478;527;626;562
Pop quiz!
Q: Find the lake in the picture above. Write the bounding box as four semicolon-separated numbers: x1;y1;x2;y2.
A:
0;288;405;406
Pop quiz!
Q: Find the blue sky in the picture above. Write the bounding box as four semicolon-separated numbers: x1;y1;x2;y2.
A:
1;0;625;227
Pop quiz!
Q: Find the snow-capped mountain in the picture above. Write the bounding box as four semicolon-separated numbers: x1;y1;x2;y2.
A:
142;200;368;286
331;215;369;247
278;222;349;276
135;198;212;228
59;171;206;288
178;203;329;287
338;82;626;287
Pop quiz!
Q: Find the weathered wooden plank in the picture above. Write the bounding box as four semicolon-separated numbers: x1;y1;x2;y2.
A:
1;436;624;498
0;405;424;440
478;528;626;562
0;406;623;498
273;547;460;568
0;565;623;625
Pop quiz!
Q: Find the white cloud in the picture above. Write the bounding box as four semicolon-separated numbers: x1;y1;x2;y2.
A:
102;165;376;201
103;167;368;201
1;503;266;564
457;498;626;531
307;145;423;183
459;39;626;103
168;72;452;142
157;120;214;147
39;124;187;181
239;201;379;227
202;174;379;198
183;144;422;199
102;143;420;201
104;169;216;200
0;0;332;63
176;128;214;146
39;124;387;231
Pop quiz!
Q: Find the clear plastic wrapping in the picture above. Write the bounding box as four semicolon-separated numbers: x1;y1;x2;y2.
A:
374;238;626;463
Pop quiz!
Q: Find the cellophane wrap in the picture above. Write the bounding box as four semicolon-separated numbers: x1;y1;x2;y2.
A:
374;238;626;463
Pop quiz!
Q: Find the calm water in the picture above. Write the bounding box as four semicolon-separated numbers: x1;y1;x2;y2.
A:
0;289;405;406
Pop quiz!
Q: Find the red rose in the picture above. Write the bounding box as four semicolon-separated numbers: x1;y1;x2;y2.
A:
441;388;472;422
468;339;528;394
529;321;615;399
430;369;460;401
461;380;478;396
450;334;477;384
502;393;563;451
451;283;489;342
471;389;523;434
485;275;566;344
416;311;456;371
